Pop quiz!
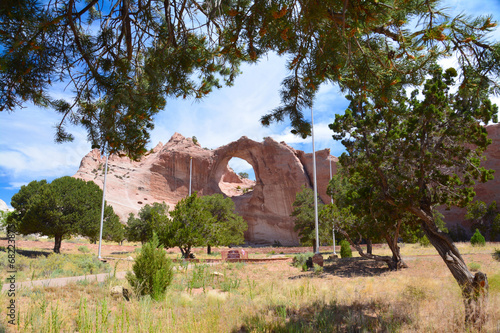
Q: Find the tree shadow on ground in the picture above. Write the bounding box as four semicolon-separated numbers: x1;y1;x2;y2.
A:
231;299;412;333
322;257;390;278
110;251;134;255
290;257;390;280
14;249;51;258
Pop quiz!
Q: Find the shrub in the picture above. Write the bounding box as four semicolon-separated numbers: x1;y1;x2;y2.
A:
313;263;323;275
340;240;352;258
468;262;481;272
470;229;486;247
126;233;173;301
418;236;431;247
78;246;90;253
494;248;500;262
292;252;314;269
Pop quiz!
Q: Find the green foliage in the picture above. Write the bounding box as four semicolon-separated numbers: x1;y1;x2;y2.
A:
79;205;125;244
466;200;500;240
470;229;486;247
126;233;173;301
0;252;110;280
418;236;431;247
7;177;119;253
468;262;481;272
291;252;314;269
78;246;90;253
126;202;169;244
0;210;11;231
489;273;500;293
3;0;499;160
238;172;249;179
313;263;323;275
160;193;213;258
200;193;247;249
340;240;352;258
331;66;497;217
0;0;248;158
326;168;420;263
291;186;330;251
494;249;500;262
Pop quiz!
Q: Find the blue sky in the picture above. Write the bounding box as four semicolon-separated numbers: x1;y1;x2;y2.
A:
1;0;500;208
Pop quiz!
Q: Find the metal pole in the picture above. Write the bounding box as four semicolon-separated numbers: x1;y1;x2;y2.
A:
98;152;109;260
311;105;320;254
189;157;193;196
330;157;337;255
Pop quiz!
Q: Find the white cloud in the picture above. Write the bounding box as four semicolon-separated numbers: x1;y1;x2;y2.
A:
3;182;29;191
1;0;499;206
150;53;289;149
0;105;91;184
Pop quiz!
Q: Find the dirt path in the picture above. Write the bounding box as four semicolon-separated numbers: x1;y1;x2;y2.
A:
1;271;128;292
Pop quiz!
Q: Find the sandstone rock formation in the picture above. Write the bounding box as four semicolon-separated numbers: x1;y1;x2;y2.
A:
74;124;500;244
0;199;9;212
439;123;500;238
74;133;337;245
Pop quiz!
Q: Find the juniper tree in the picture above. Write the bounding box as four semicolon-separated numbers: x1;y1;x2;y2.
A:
291;185;333;252
330;66;497;328
161;193;214;258
466;200;500;240
200;193;247;254
8;176;119;253
4;1;499;159
126;202;170;244
0;0;247;158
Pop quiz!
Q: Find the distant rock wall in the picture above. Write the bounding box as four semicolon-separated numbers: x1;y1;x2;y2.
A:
74;133;338;245
438;123;500;239
74;124;500;244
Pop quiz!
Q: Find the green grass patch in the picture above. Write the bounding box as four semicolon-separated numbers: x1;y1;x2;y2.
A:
0;251;111;281
488;273;500;293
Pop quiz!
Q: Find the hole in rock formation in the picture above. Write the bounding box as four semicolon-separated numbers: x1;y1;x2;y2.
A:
219;157;256;197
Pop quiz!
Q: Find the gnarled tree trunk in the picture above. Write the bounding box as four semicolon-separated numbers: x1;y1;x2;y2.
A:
410;205;489;329
384;234;408;270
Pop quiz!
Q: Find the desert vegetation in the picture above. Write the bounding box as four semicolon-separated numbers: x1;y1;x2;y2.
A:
1;240;499;332
3;0;500;330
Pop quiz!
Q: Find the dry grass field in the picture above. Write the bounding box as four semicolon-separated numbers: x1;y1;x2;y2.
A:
1;238;500;332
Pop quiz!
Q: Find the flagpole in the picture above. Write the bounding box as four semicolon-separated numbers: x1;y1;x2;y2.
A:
330;156;337;255
311;105;320;254
98;151;109;260
189;156;193;196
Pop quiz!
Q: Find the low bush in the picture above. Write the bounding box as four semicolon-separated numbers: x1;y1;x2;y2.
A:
418;236;431;247
313;263;323;275
494;248;500;262
126;233;173;301
468;262;481;272
292;252;314;269
340;240;352;258
470;229;486;247
78;246;90;253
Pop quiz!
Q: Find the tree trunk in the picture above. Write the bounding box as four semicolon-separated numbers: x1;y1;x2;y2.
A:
53;234;62;253
180;246;192;259
384;234;408;270
410;205;489;329
336;227;403;270
366;238;373;255
207;244;211;255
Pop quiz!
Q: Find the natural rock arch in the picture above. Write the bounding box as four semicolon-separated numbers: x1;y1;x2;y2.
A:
74;133;338;245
